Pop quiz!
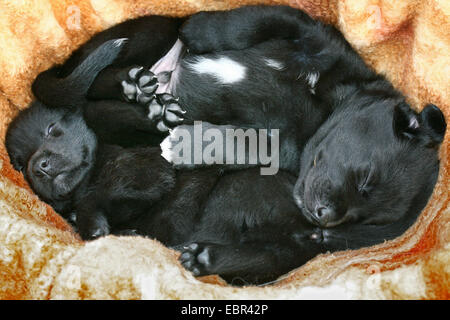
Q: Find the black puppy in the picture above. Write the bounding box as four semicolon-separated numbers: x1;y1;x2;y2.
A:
6;6;446;284
160;6;446;230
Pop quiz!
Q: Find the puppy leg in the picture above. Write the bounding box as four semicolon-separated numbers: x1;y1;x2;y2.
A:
75;196;110;240
126;168;223;246
84;100;168;147
179;239;321;285
90;66;186;134
88;65;179;137
180;5;314;53
86;64;160;103
58;16;182;102
60;16;182;77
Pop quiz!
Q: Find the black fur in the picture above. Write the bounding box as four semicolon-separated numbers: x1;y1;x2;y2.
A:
5;5;446;285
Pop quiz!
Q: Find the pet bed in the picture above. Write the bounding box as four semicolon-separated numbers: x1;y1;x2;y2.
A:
0;0;448;299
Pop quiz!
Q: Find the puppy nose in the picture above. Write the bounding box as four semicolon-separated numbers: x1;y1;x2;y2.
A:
33;158;51;177
314;206;335;227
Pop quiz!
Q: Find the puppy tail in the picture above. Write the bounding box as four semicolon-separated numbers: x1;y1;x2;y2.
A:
32;38;127;109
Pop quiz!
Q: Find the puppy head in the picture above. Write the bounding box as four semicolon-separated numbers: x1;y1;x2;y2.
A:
6;101;97;212
294;100;446;230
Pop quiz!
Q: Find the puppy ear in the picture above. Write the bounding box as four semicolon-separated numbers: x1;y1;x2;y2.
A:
393;102;420;139
9;156;24;172
393;102;447;147
418;103;447;147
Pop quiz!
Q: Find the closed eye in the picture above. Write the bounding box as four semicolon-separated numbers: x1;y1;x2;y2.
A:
46;123;62;137
46;123;55;136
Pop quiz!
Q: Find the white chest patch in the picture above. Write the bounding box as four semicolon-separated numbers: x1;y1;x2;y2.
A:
188;56;247;84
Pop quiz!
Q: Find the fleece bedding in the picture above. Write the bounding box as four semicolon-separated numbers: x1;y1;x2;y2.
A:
0;0;448;299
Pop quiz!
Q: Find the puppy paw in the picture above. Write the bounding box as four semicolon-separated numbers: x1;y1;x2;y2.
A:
121;66;158;104
80;222;110;241
179;243;212;276
148;93;186;132
89;225;110;239
78;213;110;241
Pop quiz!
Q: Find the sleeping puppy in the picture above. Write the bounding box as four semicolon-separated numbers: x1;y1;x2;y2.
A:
6;5;447;284
160;6;447;231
